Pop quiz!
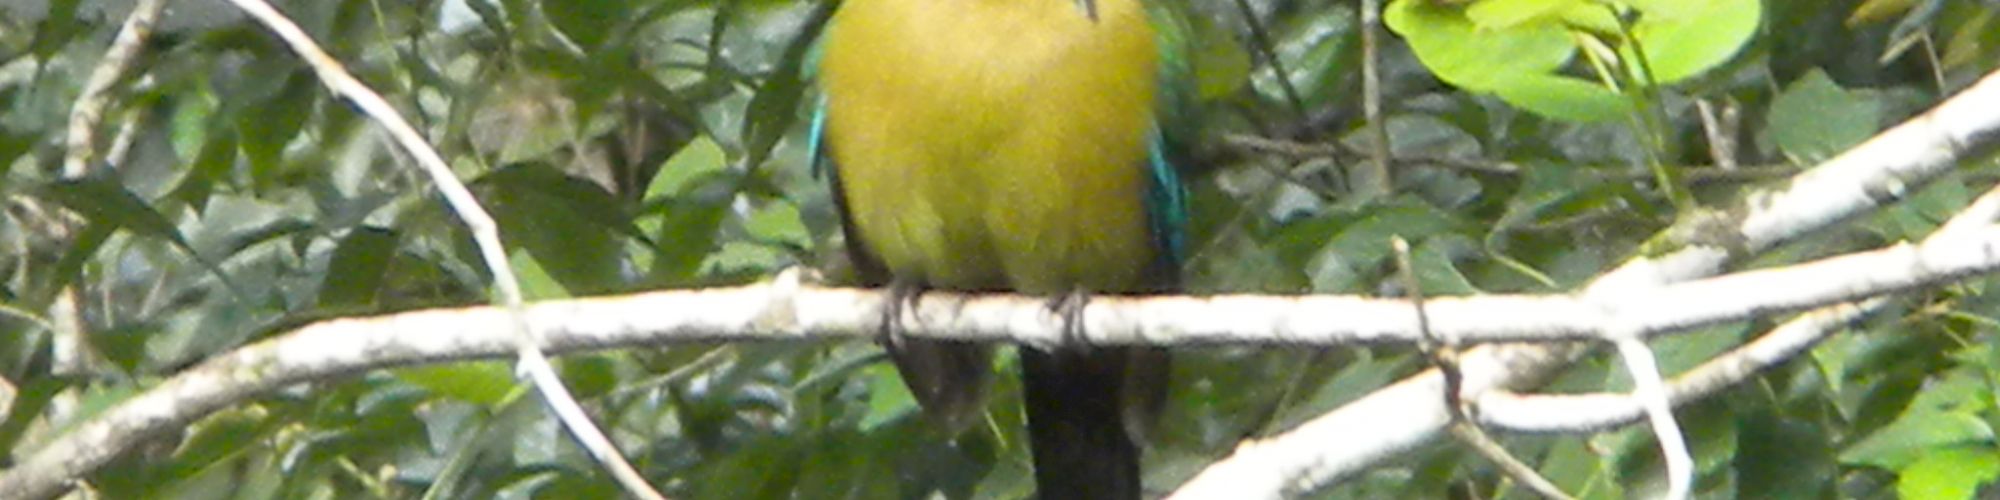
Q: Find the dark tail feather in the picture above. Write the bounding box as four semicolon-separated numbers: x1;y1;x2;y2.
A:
887;338;995;433
1020;348;1142;500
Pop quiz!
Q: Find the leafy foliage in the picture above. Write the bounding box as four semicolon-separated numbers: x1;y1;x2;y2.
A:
1;0;1999;498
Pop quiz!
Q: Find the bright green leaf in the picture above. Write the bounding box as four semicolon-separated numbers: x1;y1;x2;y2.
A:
747;200;810;249
1897;447;2000;500
1624;0;1761;84
1841;411;1995;469
1386;0;1577;91
1491;73;1628;122
860;362;917;431
1467;0;1583;29
509;250;572;300
398;361;519;407
647;136;729;202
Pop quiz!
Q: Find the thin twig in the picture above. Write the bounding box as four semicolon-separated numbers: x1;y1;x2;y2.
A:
1392;238;1453;409
1360;0;1392;195
1694;98;1739;170
1223;133;1804;185
218;1;664;498
48;0;169;410
1230;0;1307;120
62;0;167;178
1397;238;1573;500
1445;424;1575;500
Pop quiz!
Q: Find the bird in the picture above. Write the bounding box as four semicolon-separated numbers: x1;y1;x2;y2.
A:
809;0;1193;497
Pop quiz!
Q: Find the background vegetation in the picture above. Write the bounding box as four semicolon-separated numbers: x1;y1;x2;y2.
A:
2;0;1999;497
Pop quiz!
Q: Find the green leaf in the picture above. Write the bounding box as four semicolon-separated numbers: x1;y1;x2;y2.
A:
747;200;810;249
646;136;730;202
235;71;316;191
740;4;833;171
1412;236;1479;295
85;323;156;375
1188;9;1251;100
509;249;573;300
1841;407;1994;468
1258;4;1358;110
316;227;397;309
26;0;84;60
1766;69;1883;164
169;407;275;481
861;362;918;431
1735;411;1836;498
169;130;236;209
38;178;243;299
1491;73;1628;123
1466;0;1585;29
700;241;792;278
558;354;620;400
1624;0;1762;84
544;0;627;49
169;91;220;162
1540;436;1625;497
40;178;188;252
642;198;730;284
398;361;520;407
481;165;636;294
1897;447;2000;500
1307;197;1465;292
1386;0;1576;91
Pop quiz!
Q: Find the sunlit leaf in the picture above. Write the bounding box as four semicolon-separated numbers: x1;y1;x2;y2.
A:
1896;446;2000;500
1624;0;1762;84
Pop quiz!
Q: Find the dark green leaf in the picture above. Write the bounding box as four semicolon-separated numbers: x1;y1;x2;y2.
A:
316;226;398;309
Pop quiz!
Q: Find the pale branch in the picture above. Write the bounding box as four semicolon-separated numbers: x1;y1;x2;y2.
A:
1171;67;2000;497
1166;332;1577;499
8;208;2000;499
61;0;166;178
1470;160;2000;434
1695;98;1741;170
46;0;167;430
7;20;2000;500
216;0;660;498
1474;299;1884;433
1610;337;1690;500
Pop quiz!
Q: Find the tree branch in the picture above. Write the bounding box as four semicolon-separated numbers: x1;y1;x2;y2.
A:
1169;66;2000;498
216;0;661;498
10;199;2000;498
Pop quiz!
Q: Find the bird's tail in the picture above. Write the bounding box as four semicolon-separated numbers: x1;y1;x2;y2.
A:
1020;347;1156;500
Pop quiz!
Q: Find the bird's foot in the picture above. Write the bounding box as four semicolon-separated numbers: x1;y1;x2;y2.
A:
1046;289;1092;350
880;281;923;349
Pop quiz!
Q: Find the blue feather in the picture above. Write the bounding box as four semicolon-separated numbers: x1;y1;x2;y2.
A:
807;95;831;179
1145;127;1187;275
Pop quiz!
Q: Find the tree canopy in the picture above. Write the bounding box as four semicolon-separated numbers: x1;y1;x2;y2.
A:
3;0;2000;498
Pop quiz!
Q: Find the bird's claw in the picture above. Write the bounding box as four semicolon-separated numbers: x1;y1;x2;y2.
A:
1046;289;1091;351
880;282;921;349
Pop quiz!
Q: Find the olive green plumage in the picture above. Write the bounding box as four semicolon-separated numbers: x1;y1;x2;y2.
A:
810;0;1195;497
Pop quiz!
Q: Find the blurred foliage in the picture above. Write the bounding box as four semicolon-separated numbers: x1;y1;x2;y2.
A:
2;0;2000;498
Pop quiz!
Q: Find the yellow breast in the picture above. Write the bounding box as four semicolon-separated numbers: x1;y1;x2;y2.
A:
821;0;1162;293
